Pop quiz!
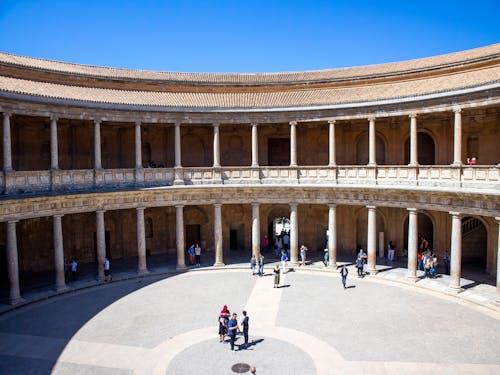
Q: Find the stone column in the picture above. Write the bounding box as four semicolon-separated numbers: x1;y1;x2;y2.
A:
407;208;418;281
251;123;259;167
94;120;102;169
176;204;186;269
449;212;462;291
409;114;418;166
136;207;148;274
50;116;59;170
174;122;182;168
328;120;336;167
366;205;377;274
135;121;142;169
214;203;224;266
290;121;297;167
289;203;298;265
96;210;106;281
496;217;500;303
252;203;260;257
368;117;376;166
452;108;462;166
213;123;220;168
53;214;67;292
328;204;337;269
3;112;12;171
6;220;23;304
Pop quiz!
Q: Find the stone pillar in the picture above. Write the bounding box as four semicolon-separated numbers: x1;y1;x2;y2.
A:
328;204;337;269
409;114;418;166
53;214;67;292
368;117;376;166
174;122;182;168
251;123;259;167
94;120;102;169
328;120;336;167
289;203;298;265
449;212;462;291
452;108;462;166
136;207;148;274
496;217;500;303
3;112;12;171
50;116;59;170
176;204;186;269
6;220;23;304
366;205;377;274
213;123;220;168
214;203;224;266
290;121;297;167
407;208;418;281
252;203;260;257
96;210;106;281
135;121;142;169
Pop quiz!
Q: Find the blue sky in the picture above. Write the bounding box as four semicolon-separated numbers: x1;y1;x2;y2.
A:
0;0;499;73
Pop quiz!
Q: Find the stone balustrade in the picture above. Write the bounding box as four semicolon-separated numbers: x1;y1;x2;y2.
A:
1;165;498;195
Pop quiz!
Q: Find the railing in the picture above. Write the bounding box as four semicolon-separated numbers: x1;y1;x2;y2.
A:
1;165;498;195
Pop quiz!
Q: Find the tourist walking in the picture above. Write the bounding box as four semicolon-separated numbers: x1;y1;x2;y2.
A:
282;232;290;252
195;243;201;267
300;245;308;266
241;310;249;347
273;264;280;288
257;254;264;276
356;256;364;278
323;248;329;267
70;259;78;281
250;255;257;275
280;250;287;272
443;251;450;275
188;244;195;266
387;241;395;262
262;235;269;253
417;251;423;271
228;313;239;351
340;264;348;289
104;258;112;282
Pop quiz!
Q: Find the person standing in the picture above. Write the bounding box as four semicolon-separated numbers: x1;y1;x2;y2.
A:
70;259;78;281
188;244;195;266
262;235;269;253
387;241;395;262
280;250;287;272
323;248;329;267
273;264;280;288
250;255;257;275
282;232;290;253
227;313;239;352
104;258;111;282
194;243;201;267
241;310;249;347
64;258;70;281
443;251;450;275
340;264;348;289
300;245;308;266
257;254;264;276
356;256;364;278
218;307;229;343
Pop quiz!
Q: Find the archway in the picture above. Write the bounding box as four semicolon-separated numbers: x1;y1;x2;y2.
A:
404;132;436;165
267;205;290;257
461;217;487;268
403;212;434;252
356;132;386;165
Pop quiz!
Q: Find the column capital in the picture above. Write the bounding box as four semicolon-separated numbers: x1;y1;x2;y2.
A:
289;121;298;126
328;203;337;209
495;216;500;223
174;121;182;126
409;113;417;119
96;209;106;214
213;122;220;128
251;202;260;208
3;112;12;118
407;207;418;212
251;122;259;127
452;106;462;114
50;114;58;122
93;119;102;125
289;202;298;209
53;214;64;218
175;204;185;209
7;219;19;224
136;206;145;211
367;116;376;122
214;202;222;208
135;120;142;126
366;205;377;210
449;211;462;217
328;119;336;125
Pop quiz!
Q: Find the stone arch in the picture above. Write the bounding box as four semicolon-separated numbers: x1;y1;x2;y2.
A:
404;130;437;165
355;131;386;165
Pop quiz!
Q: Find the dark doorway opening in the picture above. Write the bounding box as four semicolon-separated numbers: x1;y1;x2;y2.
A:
462;217;487;267
229;224;244;251
0;244;7;293
185;224;201;248
404;132;436;165
268;138;290;166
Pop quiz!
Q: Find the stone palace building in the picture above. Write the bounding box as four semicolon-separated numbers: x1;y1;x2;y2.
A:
0;44;499;304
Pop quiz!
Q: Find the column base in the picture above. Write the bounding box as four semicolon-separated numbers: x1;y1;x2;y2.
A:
176;264;187;270
8;296;25;306
138;268;150;276
365;268;378;275
213;262;225;267
328;263;338;271
289;261;299;268
446;285;464;294
55;285;70;293
173;179;184;185
407;275;419;283
491;299;500;307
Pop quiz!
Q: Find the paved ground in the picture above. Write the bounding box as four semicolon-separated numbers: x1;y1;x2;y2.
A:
0;266;499;374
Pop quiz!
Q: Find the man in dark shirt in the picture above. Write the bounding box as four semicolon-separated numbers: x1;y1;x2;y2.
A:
228;313;239;351
241;310;249;347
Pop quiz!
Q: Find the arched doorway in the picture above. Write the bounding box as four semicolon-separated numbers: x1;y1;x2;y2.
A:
403;212;434;252
461;217;487;268
356;133;386;165
404;132;436;165
356;208;385;252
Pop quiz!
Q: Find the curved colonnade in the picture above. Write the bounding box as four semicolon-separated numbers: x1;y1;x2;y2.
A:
0;45;499;306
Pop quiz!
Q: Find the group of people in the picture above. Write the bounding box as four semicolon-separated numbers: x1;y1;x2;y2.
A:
250;254;265;276
273;230;290;257
187;244;202;267
218;305;250;352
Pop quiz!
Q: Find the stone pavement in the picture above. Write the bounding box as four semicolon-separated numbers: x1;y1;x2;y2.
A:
0;265;499;374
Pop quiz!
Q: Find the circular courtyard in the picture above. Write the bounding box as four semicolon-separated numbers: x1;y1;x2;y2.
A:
0;269;499;374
